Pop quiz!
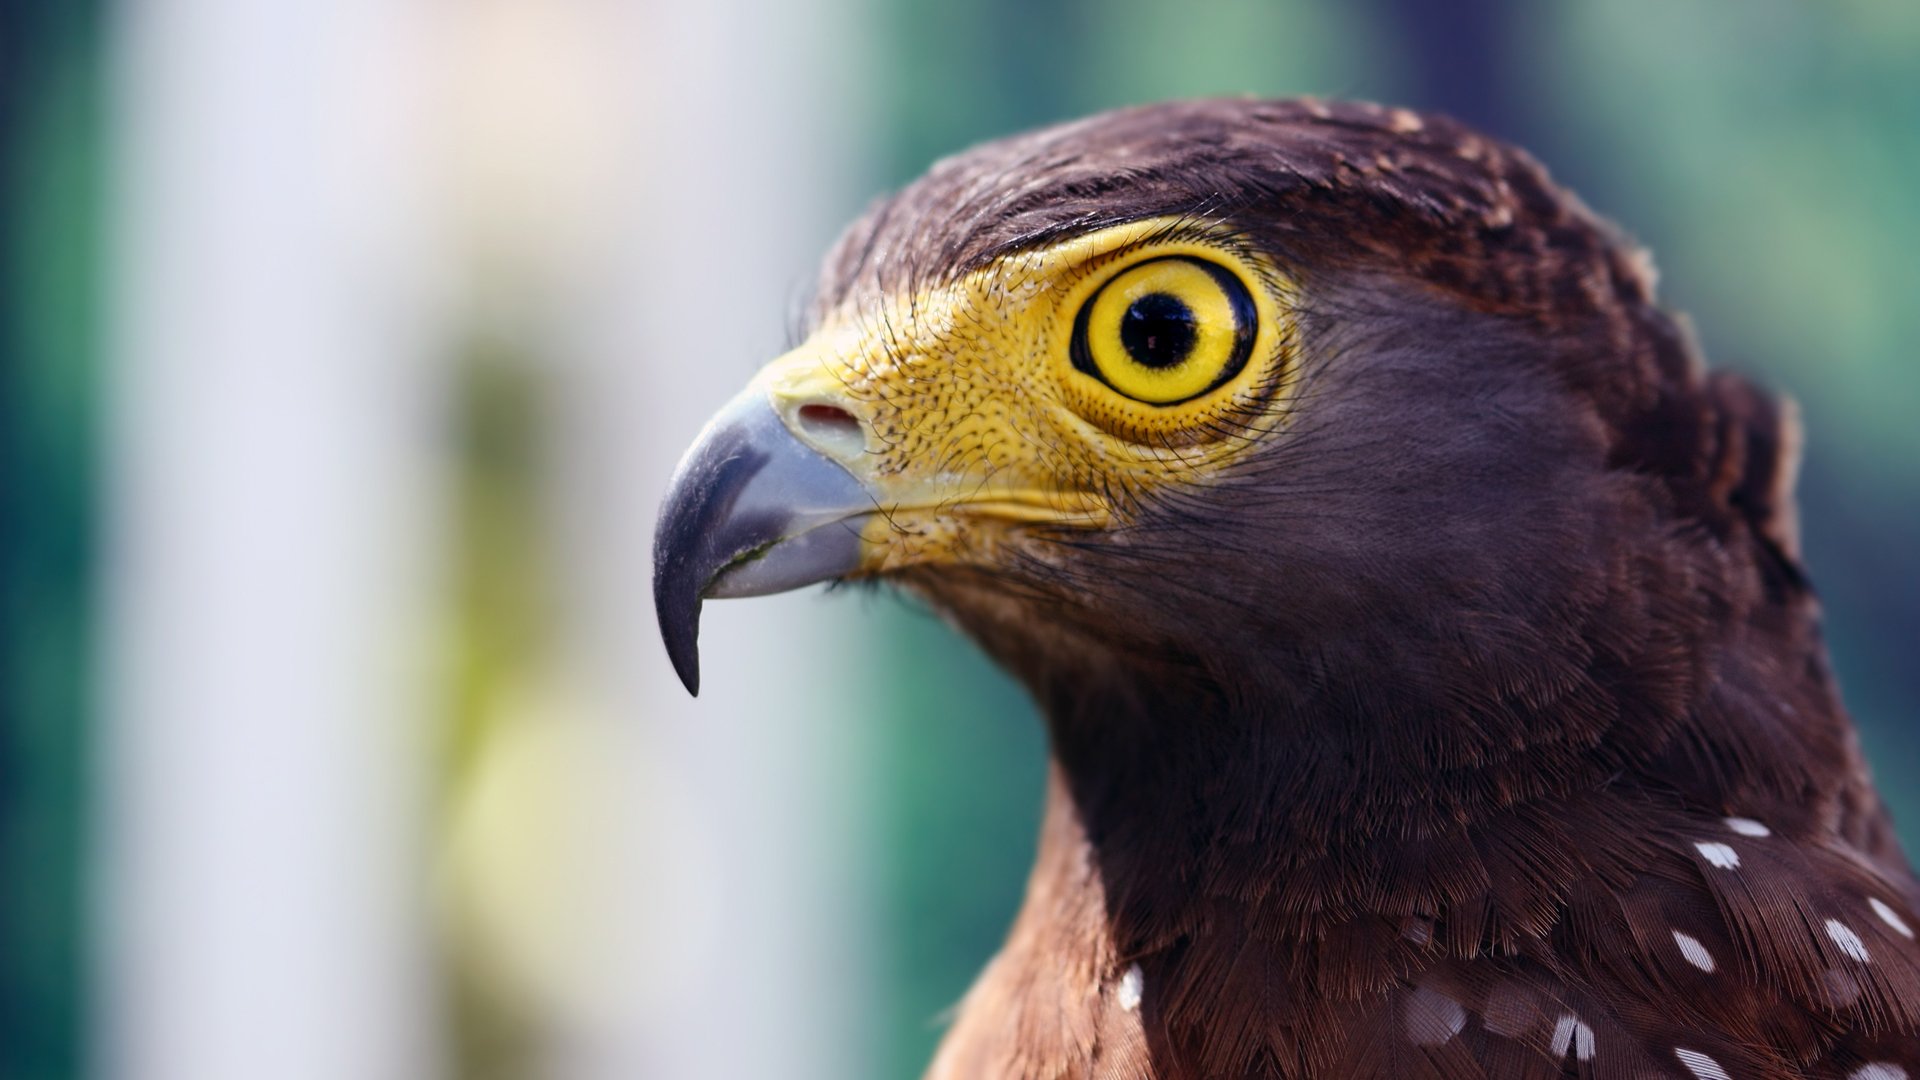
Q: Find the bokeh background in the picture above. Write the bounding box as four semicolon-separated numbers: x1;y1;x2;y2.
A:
2;1;1916;1077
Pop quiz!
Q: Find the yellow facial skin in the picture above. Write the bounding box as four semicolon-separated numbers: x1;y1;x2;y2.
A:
752;218;1302;575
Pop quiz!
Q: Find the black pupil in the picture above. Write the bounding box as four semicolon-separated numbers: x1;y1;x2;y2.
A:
1119;293;1197;370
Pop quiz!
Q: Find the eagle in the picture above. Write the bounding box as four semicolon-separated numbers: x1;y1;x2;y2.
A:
651;99;1919;1079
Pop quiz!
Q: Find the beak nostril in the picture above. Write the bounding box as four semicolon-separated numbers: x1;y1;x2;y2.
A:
798;402;859;431
793;402;867;459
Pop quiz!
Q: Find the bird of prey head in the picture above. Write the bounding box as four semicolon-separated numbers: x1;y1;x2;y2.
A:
654;100;1919;1079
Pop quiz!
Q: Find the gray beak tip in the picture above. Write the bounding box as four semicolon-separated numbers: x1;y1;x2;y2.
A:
653;487;714;697
651;407;773;700
652;559;703;696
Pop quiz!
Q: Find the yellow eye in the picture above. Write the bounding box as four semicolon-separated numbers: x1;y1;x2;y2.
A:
1070;256;1257;405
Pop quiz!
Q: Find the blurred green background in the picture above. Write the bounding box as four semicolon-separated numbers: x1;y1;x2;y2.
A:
2;1;1915;1078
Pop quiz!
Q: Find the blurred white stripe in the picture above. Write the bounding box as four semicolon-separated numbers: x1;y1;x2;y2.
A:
104;0;883;1075
542;2;882;1078
101;1;446;1078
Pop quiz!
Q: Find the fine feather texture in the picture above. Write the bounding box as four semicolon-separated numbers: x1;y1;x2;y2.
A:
809;99;1920;1078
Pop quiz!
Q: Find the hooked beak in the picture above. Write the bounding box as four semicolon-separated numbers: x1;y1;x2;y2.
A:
654;341;1112;697
652;383;875;696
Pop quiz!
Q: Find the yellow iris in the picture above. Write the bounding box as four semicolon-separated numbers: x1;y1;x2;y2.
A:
1074;256;1254;405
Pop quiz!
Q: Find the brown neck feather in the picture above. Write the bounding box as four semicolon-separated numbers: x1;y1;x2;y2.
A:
909;492;1891;1078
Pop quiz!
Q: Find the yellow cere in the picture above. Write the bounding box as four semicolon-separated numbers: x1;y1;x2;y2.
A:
752;217;1302;575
